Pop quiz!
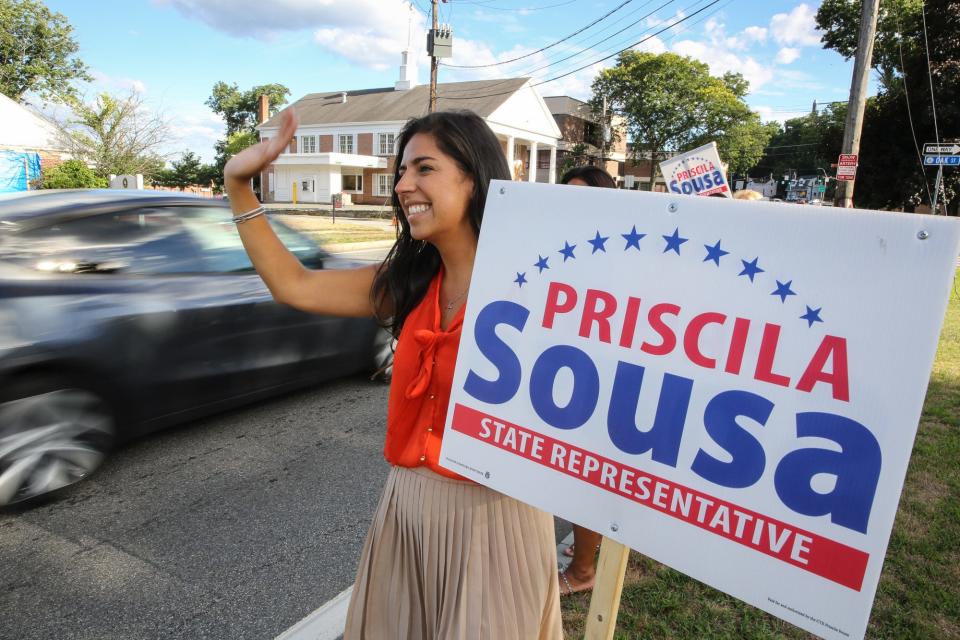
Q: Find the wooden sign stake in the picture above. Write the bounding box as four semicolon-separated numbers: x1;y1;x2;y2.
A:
584;537;630;640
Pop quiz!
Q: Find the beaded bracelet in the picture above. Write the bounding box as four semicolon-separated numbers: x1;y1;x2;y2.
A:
232;205;266;224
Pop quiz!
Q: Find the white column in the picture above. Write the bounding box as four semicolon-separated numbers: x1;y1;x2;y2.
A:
527;141;538;182
548;146;557;184
506;136;515;179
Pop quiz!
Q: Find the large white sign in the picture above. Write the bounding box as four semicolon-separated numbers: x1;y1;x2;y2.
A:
659;141;731;197
439;180;960;640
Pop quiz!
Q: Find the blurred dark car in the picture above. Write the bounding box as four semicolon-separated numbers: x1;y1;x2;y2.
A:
0;190;390;507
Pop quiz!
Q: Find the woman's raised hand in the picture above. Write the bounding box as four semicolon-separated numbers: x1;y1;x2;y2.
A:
224;107;299;189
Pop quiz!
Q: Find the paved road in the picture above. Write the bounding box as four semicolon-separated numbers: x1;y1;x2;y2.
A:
0;376;392;640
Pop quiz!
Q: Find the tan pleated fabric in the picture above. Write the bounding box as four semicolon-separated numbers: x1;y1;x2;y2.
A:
344;466;563;640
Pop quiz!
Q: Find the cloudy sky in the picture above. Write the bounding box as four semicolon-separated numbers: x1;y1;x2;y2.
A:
43;0;863;163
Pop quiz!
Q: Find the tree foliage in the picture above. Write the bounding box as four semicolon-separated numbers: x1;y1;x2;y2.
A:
205;82;290;188
750;104;847;180
592;52;774;188
816;0;959;212
55;92;171;180
151;151;217;189
0;0;91;103
205;82;290;137
39;159;107;189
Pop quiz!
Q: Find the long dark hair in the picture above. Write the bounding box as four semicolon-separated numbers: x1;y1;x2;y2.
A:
560;165;617;188
372;110;511;337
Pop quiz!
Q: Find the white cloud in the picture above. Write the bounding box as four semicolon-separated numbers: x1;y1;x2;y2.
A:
754;105;810;124
90;70;147;94
775;47;802;64
770;4;821;47
156;0;427;70
743;26;768;43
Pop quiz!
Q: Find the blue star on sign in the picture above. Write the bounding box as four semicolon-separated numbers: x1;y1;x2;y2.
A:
703;240;729;266
771;280;797;303
662;228;688;254
514;272;527;288
588;231;609;254
739;257;764;282
559;241;577;261
534;255;550;273
622;225;645;251
800;306;823;327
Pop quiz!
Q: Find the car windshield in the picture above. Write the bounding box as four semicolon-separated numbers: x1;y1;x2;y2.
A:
1;205;327;275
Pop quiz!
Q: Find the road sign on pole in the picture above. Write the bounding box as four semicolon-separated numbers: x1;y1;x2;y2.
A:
924;155;960;166
924;143;960;155
838;154;858;166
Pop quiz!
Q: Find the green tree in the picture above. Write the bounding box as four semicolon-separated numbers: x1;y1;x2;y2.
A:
0;0;91;102
592;52;772;189
817;0;959;212
39;159;107;189
205;82;290;188
55;91;171;180
206;82;290;137
151;151;218;190
750;104;847;181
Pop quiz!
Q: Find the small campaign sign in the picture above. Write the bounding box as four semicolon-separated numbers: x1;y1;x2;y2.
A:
659;142;731;197
440;182;960;640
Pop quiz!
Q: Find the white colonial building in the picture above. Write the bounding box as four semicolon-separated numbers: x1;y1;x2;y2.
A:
257;58;562;205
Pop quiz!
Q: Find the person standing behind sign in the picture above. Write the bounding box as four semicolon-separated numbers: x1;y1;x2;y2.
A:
555;165;617;596
223;108;562;640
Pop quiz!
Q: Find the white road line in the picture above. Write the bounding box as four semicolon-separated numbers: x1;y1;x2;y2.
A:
274;585;353;640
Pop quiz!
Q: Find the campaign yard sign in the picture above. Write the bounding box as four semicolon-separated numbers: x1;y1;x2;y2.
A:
439;181;960;640
659;141;731;197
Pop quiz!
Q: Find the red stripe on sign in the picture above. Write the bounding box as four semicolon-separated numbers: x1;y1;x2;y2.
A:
451;404;869;591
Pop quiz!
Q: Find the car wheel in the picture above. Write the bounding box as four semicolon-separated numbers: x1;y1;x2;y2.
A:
370;327;396;382
0;377;115;507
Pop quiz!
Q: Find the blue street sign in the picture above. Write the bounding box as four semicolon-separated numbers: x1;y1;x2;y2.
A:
923;155;960;166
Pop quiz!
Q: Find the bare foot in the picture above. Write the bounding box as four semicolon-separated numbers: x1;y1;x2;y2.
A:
559;568;595;595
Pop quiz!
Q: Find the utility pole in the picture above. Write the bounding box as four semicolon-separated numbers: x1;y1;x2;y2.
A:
834;0;881;208
427;1;452;113
429;0;439;112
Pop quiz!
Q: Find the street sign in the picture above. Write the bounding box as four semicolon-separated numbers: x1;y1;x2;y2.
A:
924;143;960;155
923;155;960;166
838;154;858;166
836;164;857;180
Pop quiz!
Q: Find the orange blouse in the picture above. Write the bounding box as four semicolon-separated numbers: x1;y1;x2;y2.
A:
384;270;470;481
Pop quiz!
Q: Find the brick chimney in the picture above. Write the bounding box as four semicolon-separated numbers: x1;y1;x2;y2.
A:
258;95;269;124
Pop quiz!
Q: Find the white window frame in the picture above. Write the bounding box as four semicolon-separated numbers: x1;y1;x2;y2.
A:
342;173;363;193
378;133;396;156
374;173;394;197
300;135;317;154
338;134;354;154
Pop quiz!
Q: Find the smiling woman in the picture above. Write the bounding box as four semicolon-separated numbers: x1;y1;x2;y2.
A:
222;108;563;639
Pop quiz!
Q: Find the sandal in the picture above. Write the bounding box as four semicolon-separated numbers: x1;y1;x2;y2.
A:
559;569;594;596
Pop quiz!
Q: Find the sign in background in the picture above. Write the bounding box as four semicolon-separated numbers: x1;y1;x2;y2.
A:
440;181;960;640
659;142;731;197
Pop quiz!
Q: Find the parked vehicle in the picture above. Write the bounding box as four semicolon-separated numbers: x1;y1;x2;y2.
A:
0;190;390;507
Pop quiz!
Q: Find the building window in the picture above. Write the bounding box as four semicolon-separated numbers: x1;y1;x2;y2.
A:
378;133;396;155
300;135;317;154
338;134;354;154
374;173;394;197
342;174;363;192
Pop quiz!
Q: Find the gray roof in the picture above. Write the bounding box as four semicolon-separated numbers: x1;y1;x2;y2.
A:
260;78;530;128
543;95;596;120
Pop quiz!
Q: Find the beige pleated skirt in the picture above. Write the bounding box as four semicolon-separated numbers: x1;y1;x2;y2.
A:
343;465;563;640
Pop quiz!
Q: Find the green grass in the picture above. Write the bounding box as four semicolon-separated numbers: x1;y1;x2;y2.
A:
274;215;397;245
562;274;960;639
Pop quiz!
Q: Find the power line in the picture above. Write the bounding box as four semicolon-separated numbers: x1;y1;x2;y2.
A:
435;0;671;98
439;0;682;95
439;0;721;100
896;5;934;206
442;0;635;68
449;0;579;10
